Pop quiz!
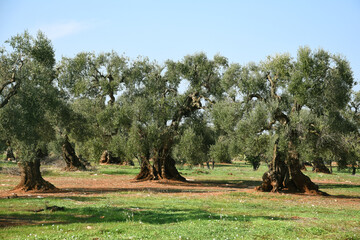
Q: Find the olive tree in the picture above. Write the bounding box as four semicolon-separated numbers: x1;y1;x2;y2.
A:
57;51;129;164
123;53;228;181
0;31;58;191
223;47;354;194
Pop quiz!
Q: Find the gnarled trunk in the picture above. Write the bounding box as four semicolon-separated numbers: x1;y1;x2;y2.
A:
14;158;56;191
62;137;86;171
312;158;331;174
5;146;15;161
135;148;185;181
135;157;185;181
256;140;289;192
257;135;322;194
135;93;202;182
99;150;122;164
286;139;320;193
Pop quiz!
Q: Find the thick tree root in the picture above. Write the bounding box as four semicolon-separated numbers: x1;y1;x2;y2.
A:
256;169;328;195
257;136;328;195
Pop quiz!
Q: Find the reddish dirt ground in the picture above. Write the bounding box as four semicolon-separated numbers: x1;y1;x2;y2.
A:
1;174;360;228
0;174;256;198
0;174;359;204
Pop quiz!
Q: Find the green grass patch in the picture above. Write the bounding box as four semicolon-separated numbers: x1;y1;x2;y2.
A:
0;161;360;239
0;160;18;168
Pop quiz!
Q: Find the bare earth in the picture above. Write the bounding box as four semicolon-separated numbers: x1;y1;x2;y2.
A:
0;174;255;198
0;174;358;202
1;174;359;228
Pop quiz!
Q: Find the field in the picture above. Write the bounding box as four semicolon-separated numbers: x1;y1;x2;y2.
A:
0;160;359;240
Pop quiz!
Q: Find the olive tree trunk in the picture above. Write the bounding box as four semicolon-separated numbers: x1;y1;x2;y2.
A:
135;147;185;181
14;158;56;191
5;146;16;161
257;134;322;194
134;129;186;182
352;164;357;175
135;92;202;182
62;137;86;171
312;158;331;174
99;150;122;164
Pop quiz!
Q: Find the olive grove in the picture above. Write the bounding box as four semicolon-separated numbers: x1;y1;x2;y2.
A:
1;31;358;193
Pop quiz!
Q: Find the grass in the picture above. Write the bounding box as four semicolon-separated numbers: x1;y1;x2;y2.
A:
0;160;18;168
0;161;359;239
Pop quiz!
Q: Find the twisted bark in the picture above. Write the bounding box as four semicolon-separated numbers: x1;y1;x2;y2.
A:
312;158;331;174
62;137;86;171
257;133;322;194
135;93;202;181
14;158;57;192
99;150;122;164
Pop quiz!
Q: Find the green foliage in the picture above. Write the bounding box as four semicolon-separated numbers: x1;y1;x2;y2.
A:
178;53;228;97
219;47;355;171
0;140;6;152
290;47;353;113
209;136;231;163
173;127;206;165
0;31;60;161
58;51;128;100
108;133;127;161
1;30;358;176
246;155;261;170
210;99;239;135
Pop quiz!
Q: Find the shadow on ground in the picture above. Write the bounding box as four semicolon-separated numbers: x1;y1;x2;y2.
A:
158;179;262;189
62;179;262;195
0;205;289;228
318;183;360;199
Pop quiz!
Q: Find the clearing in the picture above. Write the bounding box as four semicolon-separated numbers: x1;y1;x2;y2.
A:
0;161;359;239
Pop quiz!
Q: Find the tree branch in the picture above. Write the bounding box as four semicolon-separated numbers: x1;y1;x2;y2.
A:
0;59;24;108
267;73;281;100
291;100;302;113
258;119;276;133
0;82;20;108
163;88;177;98
0;80;15;95
258;109;290;133
247;93;264;102
274;109;290;125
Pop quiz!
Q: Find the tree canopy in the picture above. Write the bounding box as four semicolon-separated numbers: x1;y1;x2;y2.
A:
217;47;354;193
0;31;358;193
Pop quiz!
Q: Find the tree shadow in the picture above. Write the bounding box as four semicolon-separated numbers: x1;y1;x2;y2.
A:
158;179;262;189
318;183;360;200
0;178;262;199
97;170;137;175
207;163;243;168
2;195;105;202
59;179;262;195
319;183;360;189
0;205;290;228
63;187;213;194
324;194;360;200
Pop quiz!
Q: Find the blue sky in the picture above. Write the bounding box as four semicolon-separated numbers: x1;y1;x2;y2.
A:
1;0;359;87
